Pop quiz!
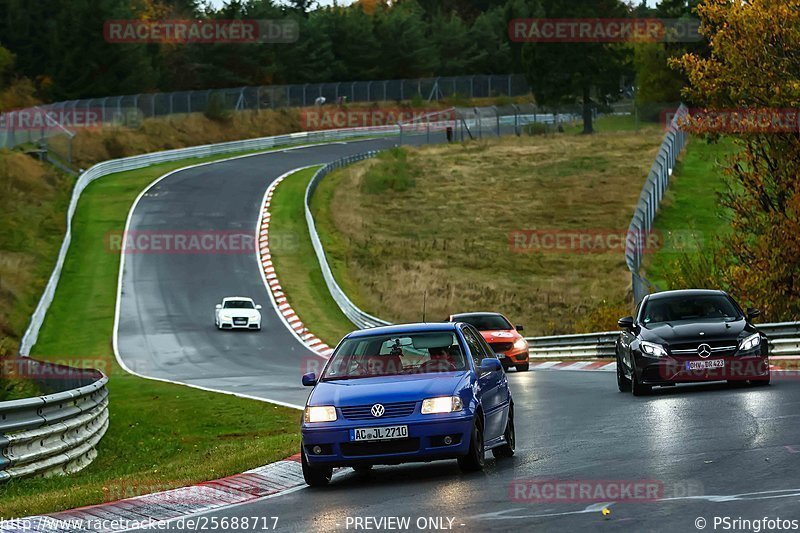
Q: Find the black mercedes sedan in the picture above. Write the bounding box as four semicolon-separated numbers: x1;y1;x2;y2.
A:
616;289;770;395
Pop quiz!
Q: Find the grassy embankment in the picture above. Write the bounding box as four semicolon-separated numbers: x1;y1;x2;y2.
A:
269;116;664;337
644;138;735;290
0;150;300;518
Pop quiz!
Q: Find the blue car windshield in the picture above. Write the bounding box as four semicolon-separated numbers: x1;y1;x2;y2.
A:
322;331;467;380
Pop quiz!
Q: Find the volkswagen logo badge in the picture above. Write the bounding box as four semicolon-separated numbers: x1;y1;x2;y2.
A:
697;343;712;358
371;404;385;418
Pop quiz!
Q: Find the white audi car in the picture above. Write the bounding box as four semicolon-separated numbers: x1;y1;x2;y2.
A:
215;297;262;330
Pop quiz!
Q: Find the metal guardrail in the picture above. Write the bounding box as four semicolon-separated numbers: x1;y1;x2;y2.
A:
0;359;108;482
524;322;800;359
19;124;402;356
305;152;391;330
625;104;689;306
526;331;619;359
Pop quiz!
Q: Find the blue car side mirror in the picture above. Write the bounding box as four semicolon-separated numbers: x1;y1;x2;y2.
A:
479;358;502;373
302;372;317;387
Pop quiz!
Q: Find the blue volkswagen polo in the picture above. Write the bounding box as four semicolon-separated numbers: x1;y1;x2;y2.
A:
300;322;515;486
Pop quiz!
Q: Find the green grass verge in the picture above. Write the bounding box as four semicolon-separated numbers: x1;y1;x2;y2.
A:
644;137;735;289
0;150;300;518
269;166;354;347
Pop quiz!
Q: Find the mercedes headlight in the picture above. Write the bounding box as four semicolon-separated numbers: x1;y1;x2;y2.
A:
738;333;761;352
640;341;667;357
513;338;528;350
304;405;337;423
421;396;463;414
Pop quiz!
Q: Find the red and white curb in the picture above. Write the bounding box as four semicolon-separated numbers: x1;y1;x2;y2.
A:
5;457;306;532
257;167;333;360
530;361;616;372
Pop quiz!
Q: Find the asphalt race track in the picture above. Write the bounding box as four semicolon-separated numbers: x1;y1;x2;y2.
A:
117;135;800;531
116;136;430;407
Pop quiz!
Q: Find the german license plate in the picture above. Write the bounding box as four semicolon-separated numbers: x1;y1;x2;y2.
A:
687;359;724;370
352;425;408;441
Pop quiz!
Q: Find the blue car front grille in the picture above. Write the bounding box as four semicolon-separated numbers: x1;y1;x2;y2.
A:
340;401;417;420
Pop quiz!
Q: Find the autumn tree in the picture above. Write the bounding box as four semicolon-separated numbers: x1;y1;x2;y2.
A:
672;0;800;320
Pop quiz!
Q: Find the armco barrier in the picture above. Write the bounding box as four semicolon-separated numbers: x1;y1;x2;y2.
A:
625;104;689;306
304;152;391;330
19;124;400;356
0;359;108;481
524;322;800;359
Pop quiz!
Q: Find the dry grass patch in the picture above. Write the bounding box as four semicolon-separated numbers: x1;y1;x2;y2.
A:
313;128;664;336
71;108;302;168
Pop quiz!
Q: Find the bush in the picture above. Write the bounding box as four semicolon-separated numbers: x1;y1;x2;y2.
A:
410;93;425;108
102;132;128;159
360;147;417;194
493;94;513;107
204;92;232;122
523;122;550;136
658;238;731;293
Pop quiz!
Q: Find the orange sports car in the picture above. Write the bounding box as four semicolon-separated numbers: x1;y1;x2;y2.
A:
447;312;530;371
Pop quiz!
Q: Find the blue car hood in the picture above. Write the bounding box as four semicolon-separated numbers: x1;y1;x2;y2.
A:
309;372;469;407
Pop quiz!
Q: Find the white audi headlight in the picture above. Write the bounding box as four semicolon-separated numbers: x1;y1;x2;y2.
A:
739;333;761;351
304;405;337;423
421;396;463;414
640;341;667;357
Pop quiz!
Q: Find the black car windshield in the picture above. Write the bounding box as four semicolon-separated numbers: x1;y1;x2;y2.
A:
641;295;742;324
224;300;254;309
454;314;512;331
321;331;467;380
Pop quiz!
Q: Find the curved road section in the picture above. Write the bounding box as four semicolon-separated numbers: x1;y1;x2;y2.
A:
116;135;800;531
116;138;417;407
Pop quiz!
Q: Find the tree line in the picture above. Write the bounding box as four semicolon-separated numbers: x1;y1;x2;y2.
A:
0;0;697;112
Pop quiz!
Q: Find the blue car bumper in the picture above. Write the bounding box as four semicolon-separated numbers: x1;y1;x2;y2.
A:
302;414;474;468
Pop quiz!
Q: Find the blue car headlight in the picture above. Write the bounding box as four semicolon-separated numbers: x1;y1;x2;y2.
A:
421;396;463;414
640;341;667;357
304;405;337;423
738;333;761;352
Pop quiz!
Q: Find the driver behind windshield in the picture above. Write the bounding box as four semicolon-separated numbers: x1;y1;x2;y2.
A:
420;346;457;372
322;333;468;379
